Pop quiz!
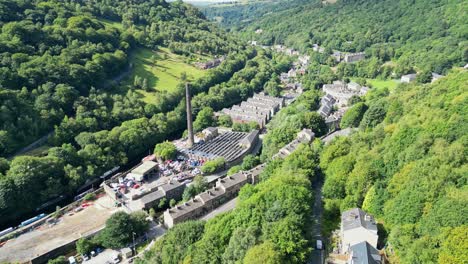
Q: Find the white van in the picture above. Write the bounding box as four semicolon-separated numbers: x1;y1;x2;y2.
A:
316;240;323;250
68;256;77;264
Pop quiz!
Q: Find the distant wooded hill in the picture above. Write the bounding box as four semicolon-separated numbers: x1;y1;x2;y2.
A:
206;0;467;73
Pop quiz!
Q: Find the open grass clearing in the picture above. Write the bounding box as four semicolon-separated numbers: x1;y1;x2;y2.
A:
121;48;207;104
351;77;400;92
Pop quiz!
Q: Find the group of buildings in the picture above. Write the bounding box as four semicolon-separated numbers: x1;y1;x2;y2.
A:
312;43;366;63
163;164;265;227
218;92;285;128
273;129;315;159
340;208;382;264
273;44;301;56
280;54;310;100
194;56;226;70
333;52;366;63
318;80;369;130
103;160;187;211
164;128;317;228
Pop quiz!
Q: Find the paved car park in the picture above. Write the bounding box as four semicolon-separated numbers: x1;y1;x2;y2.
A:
84;249;119;264
0;196;120;264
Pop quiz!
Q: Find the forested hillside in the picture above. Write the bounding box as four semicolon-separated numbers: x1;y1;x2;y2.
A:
0;0;273;227
321;70;467;263
222;0;467;73
200;0;307;29
0;0;238;157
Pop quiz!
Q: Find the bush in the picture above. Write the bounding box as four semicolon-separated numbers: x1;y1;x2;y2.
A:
201;157;226;174
84;193;97;201
48;256;68;264
217;114;233;127
227;165;241;175
241;155;260;171
76;237;97;255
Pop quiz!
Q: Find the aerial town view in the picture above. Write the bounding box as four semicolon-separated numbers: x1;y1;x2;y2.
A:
0;0;466;264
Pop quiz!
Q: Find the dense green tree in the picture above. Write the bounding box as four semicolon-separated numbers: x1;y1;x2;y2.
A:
98;211;149;249
194;107;216;132
217;114;233;127
417;70;432;83
243;241;282;264
264;80;281;97
138;221;205;264
183;175;208;201
301;112;327;136
340;102;368;128
359;99;387;129
154;141;177;161
438;226;468;264
76;237;97;255
222;226;260;264
227;165;241;175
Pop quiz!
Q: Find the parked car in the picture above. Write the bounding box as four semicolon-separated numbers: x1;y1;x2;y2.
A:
82;254;90;261
96;247;103;254
68;256;77;264
90;250;97;257
316;239;323;250
112;254;121;264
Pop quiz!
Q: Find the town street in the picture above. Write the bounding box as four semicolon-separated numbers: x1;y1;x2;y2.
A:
308;179;324;264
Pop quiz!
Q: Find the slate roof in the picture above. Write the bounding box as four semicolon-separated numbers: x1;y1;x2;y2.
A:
342;208;377;232
159;180;184;194
349;241;381;264
139;189;164;205
239;130;259;147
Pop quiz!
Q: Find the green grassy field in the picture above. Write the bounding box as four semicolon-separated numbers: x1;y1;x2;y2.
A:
98;18;125;30
123;48;207;103
351;77;399;91
365;78;399;91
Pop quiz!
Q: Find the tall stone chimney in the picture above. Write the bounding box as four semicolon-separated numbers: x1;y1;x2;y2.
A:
185;83;194;148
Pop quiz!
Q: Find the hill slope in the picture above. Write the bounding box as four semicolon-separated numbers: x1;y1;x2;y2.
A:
222;0;467;73
321;69;467;263
0;0;250;228
0;0;238;157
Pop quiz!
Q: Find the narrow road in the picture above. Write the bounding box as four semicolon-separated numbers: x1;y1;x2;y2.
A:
308;179;324;264
200;197;237;221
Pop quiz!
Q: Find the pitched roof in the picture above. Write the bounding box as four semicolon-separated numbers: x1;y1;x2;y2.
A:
159;180;184;194
342;208;377;233
239;130;259;147
139;190;164;205
349;241;381;264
